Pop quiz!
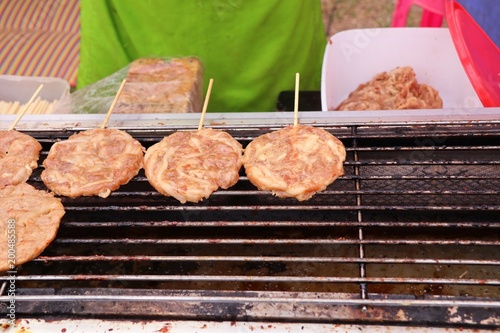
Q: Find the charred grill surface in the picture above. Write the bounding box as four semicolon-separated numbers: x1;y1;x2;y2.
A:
1;121;499;327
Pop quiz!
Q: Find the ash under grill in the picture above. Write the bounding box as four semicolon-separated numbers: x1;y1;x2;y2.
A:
1;120;500;328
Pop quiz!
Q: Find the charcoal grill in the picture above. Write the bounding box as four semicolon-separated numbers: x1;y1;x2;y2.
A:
1;111;499;330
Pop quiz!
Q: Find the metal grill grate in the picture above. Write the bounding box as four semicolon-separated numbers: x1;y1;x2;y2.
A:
1;120;499;327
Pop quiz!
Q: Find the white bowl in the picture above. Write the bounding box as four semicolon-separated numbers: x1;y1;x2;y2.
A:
321;28;482;111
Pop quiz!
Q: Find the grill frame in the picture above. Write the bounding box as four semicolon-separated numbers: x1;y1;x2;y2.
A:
1;111;499;327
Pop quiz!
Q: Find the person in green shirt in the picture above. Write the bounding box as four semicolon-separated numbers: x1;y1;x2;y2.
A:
77;0;326;112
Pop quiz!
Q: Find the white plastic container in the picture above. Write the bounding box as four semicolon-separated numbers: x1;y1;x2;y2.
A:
0;75;69;104
321;28;482;111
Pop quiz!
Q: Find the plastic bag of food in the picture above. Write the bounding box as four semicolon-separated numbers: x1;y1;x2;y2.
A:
53;57;204;114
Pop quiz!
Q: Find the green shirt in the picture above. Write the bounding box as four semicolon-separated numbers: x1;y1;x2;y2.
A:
78;0;326;112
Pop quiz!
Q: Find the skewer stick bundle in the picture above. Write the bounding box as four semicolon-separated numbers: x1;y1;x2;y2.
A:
0;99;58;115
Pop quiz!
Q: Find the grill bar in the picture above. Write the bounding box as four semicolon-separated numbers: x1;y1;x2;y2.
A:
117;174;500;180
52;239;500;246
350;161;500;165
91;189;500;195
351;145;500;151
62;205;500;211
62;221;499;227
31;256;500;265
5;275;500;286
8;294;500;309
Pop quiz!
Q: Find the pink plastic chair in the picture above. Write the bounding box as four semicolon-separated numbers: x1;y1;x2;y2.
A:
391;0;446;27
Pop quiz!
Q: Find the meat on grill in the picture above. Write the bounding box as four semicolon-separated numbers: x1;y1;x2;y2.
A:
144;128;243;203
242;125;346;201
41;128;145;198
0;130;42;188
335;66;443;111
0;183;65;272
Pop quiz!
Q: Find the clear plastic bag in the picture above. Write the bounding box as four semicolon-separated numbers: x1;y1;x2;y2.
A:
53;57;204;114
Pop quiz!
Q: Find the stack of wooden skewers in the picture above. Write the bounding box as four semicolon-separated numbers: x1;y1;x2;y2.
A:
0;97;58;114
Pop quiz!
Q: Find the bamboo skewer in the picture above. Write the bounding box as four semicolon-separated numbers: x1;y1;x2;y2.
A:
101;79;127;129
10;101;19;115
11;102;20;115
198;78;214;131
28;98;38;115
8;84;44;130
293;73;300;127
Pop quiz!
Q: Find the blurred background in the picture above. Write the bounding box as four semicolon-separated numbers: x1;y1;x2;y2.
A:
321;0;423;36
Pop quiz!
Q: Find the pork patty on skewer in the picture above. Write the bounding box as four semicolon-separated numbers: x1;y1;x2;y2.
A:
0;130;42;188
41;128;145;198
0;183;65;271
144;128;243;203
